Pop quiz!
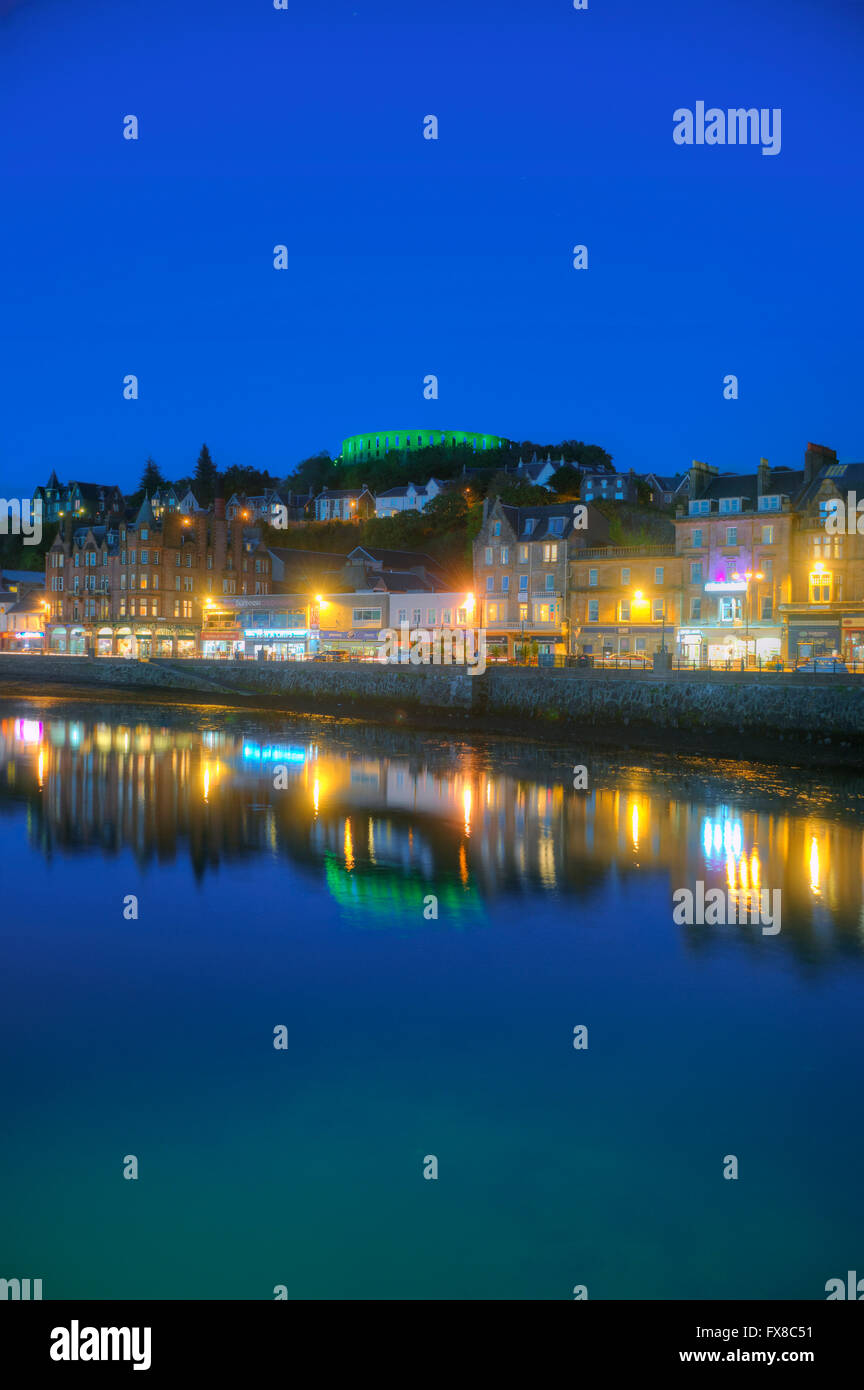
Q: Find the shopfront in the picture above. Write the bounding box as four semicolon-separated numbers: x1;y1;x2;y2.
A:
239;626;309;661
317;628;382;660
788;622;842;661
841;618;864;664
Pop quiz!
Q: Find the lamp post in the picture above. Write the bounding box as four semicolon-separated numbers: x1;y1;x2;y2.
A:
731;570;764;665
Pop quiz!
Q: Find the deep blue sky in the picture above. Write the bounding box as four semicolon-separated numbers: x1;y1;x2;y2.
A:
1;0;862;494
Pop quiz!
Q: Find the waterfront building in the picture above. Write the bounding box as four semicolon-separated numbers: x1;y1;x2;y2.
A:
44;496;272;656
783;449;864;662
641;471;690;507
473;498;610;660
0;589;49;651
569;547;683;657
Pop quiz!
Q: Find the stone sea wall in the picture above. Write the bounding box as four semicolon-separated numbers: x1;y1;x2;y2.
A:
2;655;864;743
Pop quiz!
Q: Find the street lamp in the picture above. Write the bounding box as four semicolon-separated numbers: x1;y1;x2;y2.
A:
731;570;764;664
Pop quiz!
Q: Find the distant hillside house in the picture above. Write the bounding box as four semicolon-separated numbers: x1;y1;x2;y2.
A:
33;472;124;525
374;478;448;518
313;488;376;522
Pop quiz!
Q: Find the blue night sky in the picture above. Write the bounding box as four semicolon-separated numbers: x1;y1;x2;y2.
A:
1;0;862;494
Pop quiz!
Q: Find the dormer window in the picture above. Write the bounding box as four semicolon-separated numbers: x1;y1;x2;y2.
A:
719;497;741;514
524;519;535;535
758;495;780;512
689;500;710;515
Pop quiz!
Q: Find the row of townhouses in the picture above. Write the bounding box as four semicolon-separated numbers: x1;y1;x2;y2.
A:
5;440;860;664
472;443;864;664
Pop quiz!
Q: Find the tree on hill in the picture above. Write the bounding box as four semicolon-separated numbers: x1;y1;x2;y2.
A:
485;475;552;507
549;463;583;497
193;444;218;501
139;457;164;495
287;452;336;494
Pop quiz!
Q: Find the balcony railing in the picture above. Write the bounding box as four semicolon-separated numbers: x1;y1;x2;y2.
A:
577;544;676;558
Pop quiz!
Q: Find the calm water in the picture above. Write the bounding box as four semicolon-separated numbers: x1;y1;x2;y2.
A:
1;696;863;1300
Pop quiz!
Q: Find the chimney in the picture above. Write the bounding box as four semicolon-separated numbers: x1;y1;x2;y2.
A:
688;459;718;499
757;457;770;496
804;442;836;485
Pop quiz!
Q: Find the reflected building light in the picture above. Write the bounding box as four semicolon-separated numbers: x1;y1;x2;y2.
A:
458;841;468;886
368;817;376;864
713;822;722;854
463;785;472;837
750;851;760;888
631;802;639;852
15;719;42;745
809;836;821;895
344;817;354;872
37;749;44;789
700;811;716;856
203;763;210;801
726;855;736;891
312;779;320;816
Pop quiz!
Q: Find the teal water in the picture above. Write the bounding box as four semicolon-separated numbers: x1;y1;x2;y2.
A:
1;697;862;1300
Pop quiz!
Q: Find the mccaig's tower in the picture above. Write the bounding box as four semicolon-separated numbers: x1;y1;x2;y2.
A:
340;429;508;462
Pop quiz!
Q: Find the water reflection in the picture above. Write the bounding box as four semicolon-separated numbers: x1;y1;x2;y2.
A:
1;707;864;958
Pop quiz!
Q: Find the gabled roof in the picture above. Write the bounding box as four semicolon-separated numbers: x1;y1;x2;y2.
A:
796;461;864;508
698;469;804;504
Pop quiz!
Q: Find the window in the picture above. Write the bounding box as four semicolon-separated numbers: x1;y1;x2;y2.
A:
762;557;774;579
184;576;193;592
758;495;780;511
809;570;832;603
542;543;558;562
761;525;775;545
518;574;528;591
690;598;701;620
654;567;664;584
689;500;710;515
518;545;528;563
548;517;564;535
635;637;646;651
519;603;528;620
761;596;773;620
725;526;738;545
533;602;556;622
619;600;631;620
545;574;554;590
720;497;741;514
140;528;148;541
524;519;535;535
621;568;630;586
487;603;498;621
223;579;236;594
502;576;510;592
441;609;451;625
493;522;501;537
653;599;664;621
427;609;436;626
140;550;148;564
129;550;136;564
500;546;509;564
587;599;599;621
397;609;407;624
486;576;495;592
588;568;598;587
412;609;421;626
720;597;742;622
353;607;382;624
690;562;703;584
484;547;493;565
